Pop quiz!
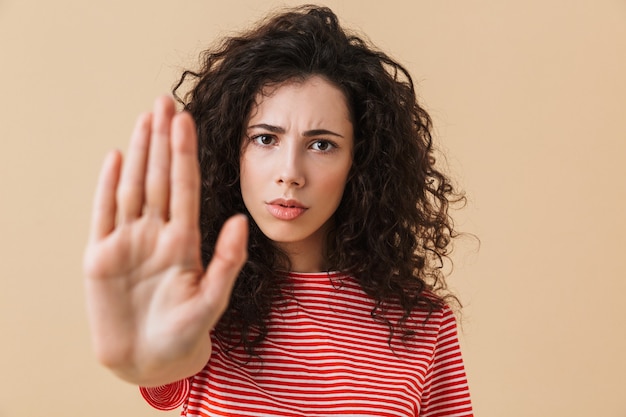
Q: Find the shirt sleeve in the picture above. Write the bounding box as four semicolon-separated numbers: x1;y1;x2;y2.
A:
419;306;473;417
139;377;192;411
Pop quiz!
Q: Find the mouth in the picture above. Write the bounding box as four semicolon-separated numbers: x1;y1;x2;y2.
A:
267;198;307;209
266;198;308;220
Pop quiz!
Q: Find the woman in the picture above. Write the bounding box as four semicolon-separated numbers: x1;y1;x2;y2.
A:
83;5;472;416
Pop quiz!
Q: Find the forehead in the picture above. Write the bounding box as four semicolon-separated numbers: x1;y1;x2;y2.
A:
247;76;352;125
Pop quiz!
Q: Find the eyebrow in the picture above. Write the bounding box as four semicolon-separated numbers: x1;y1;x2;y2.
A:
247;123;344;138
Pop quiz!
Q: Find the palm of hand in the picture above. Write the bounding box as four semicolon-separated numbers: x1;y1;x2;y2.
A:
83;97;247;385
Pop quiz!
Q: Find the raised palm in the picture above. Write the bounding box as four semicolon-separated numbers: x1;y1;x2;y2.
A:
83;97;248;386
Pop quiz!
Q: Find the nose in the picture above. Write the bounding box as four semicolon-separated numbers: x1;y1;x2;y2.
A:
276;145;305;188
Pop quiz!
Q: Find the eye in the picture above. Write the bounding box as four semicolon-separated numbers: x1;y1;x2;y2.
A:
311;140;336;152
251;134;276;146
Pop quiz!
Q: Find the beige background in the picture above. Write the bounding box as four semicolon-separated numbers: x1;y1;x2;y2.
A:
1;0;625;416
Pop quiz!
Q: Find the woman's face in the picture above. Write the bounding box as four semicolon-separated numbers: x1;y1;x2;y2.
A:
240;76;353;271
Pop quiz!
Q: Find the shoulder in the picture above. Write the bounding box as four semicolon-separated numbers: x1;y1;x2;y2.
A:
403;292;461;343
413;290;458;321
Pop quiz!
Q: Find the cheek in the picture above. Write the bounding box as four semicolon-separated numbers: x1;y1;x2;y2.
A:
239;156;260;201
240;152;275;213
241;150;262;180
320;165;351;200
328;175;348;196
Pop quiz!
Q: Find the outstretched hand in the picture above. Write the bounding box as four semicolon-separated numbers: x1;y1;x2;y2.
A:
83;96;248;386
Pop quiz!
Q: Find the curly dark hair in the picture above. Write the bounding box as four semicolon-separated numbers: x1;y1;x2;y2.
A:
173;4;464;355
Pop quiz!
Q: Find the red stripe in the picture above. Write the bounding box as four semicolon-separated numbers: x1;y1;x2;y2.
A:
141;273;472;416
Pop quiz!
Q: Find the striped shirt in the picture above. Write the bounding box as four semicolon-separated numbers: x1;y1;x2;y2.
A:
141;271;472;416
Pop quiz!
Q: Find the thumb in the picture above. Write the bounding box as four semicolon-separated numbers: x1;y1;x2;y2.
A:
200;214;249;315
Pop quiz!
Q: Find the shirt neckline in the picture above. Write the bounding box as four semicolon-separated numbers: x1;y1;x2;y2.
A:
286;271;346;281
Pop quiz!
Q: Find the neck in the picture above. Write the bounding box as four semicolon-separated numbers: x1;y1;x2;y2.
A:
277;234;327;272
277;241;327;273
274;220;333;273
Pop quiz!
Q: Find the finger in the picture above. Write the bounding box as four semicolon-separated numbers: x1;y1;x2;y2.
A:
170;111;200;228
117;112;152;221
145;96;176;218
89;150;122;242
201;215;249;313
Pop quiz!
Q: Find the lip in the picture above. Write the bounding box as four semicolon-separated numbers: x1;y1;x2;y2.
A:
266;198;308;220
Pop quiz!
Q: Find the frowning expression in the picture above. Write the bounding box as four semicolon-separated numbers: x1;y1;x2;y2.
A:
240;76;354;270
